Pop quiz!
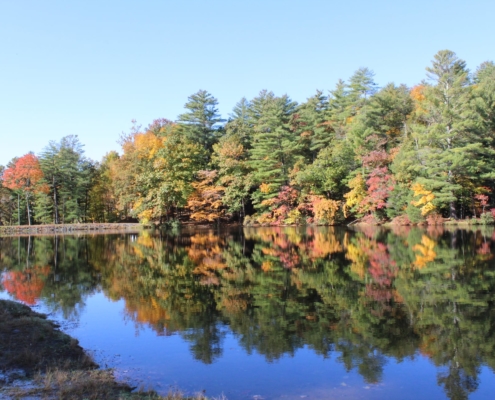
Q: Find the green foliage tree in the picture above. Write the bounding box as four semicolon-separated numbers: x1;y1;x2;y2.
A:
247;91;301;209
133;126;205;223
177;90;225;154
409;50;494;218
212;133;252;217
38;136;93;224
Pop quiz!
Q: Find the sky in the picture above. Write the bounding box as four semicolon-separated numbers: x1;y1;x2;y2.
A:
1;0;494;166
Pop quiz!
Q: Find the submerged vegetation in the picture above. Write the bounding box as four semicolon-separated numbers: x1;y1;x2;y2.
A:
1;49;495;227
1;226;495;399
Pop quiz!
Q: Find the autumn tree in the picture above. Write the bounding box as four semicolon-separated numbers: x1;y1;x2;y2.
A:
2;153;44;225
212;132;252;217
133;124;205;223
187;170;226;223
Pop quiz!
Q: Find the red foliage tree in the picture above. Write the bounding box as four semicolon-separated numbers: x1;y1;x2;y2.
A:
3;153;44;225
359;167;395;214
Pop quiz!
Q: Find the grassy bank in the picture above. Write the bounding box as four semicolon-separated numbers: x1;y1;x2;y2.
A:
0;299;211;400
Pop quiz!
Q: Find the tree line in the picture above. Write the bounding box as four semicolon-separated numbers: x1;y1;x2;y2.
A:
2;49;495;226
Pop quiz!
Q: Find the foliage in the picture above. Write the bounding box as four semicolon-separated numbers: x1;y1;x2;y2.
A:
344;174;366;217
309;195;341;225
480;212;495;225
411;183;436;216
2;153;45;225
187;170;226;222
3;49;495;226
177;90;224;155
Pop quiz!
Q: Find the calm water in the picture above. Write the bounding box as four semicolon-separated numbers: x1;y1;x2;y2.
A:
1;226;494;400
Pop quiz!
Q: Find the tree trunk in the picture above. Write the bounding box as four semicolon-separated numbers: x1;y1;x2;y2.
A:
450;200;457;219
53;176;59;224
25;192;31;226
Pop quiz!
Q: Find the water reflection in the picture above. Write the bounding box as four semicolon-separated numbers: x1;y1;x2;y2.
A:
1;226;495;400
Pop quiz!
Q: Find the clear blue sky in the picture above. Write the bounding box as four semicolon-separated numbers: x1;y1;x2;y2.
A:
1;0;494;166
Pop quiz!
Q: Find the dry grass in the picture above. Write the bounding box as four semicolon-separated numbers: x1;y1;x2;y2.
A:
3;368;214;399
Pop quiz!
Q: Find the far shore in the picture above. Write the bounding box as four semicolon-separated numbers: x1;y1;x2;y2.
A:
0;222;142;236
1;216;493;237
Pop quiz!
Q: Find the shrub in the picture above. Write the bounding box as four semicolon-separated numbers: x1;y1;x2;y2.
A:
256;212;276;226
426;213;443;225
361;213;381;225
284;209;303;225
480;212;495;225
243;215;254;226
406;203;424;224
309;196;342;225
391;214;411;226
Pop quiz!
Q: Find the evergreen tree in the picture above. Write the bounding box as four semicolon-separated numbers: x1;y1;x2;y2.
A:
327;79;352;139
38;135;91;224
227;97;252;148
347;67;378;113
293;91;331;161
411;50;493;218
247;91;300;208
177;90;225;154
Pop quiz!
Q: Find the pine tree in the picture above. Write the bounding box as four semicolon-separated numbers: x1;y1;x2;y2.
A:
293;91;331;160
227;97;252;148
347;67;378;113
247;91;300;208
177;90;225;154
39;136;90;224
411;50;493;218
327;79;352;139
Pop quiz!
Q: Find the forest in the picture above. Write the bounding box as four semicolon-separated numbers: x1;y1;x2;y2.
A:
2;49;495;227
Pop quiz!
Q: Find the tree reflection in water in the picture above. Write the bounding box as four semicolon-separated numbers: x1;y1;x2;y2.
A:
1;225;495;400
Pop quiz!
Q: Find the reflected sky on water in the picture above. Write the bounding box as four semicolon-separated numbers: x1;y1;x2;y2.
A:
1;226;494;399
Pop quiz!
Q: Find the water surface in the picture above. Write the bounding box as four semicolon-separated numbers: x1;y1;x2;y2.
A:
1;226;494;399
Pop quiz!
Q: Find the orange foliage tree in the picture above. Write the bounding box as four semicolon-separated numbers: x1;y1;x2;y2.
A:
3;153;45;225
187;170;226;223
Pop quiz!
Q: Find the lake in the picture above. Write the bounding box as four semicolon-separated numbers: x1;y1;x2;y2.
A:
1;226;494;399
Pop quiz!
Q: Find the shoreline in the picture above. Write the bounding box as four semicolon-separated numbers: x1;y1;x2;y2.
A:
0;299;209;400
1;217;493;236
0;223;142;236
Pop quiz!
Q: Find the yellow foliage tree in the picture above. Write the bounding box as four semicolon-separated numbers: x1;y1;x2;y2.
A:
134;132;164;160
343;174;366;217
310;195;341;225
411;183;436;216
